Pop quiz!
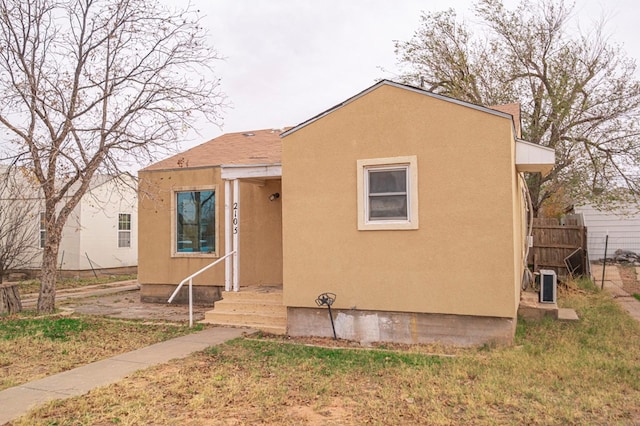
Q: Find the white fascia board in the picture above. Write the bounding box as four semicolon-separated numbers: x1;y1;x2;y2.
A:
516;139;555;175
220;164;282;180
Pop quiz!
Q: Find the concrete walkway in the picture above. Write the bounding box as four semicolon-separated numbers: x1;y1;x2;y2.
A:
0;326;254;424
590;264;640;322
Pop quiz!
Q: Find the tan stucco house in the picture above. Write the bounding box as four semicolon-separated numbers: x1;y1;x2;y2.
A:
138;80;554;345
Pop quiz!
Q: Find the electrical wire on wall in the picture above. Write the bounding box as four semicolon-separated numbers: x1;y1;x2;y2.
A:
521;173;534;290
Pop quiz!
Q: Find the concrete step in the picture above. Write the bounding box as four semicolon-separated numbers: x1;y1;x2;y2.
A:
518;290;579;321
518;290;558;320
219;289;283;304
213;301;287;316
557;308;579;321
202;313;286;335
204;311;287;328
202;287;287;335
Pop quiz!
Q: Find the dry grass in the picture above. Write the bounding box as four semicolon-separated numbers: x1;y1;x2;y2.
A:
16;275;137;295
11;280;640;425
0;312;203;391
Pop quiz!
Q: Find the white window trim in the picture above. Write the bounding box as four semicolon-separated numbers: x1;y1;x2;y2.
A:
171;184;219;258
39;212;46;249
117;213;131;249
357;155;419;230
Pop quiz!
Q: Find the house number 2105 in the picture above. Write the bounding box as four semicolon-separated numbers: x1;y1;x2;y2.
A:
233;202;238;234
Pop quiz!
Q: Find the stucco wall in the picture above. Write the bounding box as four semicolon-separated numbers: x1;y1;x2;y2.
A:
138;167;282;290
282;83;520;318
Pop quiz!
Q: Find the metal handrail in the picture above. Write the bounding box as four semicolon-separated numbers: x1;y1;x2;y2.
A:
167;250;236;327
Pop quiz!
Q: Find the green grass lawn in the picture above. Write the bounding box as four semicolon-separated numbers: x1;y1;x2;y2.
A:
10;279;640;425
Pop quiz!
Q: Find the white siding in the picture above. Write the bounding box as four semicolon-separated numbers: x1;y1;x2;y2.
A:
575;204;640;260
58;207;83;269
77;177;138;270
15;174;138;271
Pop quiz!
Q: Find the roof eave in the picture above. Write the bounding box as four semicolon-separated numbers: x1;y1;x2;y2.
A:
516;139;555;175
220;163;282;180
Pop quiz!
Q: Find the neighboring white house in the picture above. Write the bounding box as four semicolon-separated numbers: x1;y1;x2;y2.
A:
574;203;640;260
54;174;138;273
1;166;137;276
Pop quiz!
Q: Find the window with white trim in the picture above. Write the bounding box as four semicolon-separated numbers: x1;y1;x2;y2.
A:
357;156;419;230
39;212;46;249
118;213;131;248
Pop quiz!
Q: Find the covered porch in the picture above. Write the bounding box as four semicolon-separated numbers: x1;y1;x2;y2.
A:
219;163;283;292
138;128;287;331
201;163;286;334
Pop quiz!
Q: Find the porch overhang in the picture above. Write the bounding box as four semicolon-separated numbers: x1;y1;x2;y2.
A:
515;139;555;175
221;163;282;293
221;163;282;180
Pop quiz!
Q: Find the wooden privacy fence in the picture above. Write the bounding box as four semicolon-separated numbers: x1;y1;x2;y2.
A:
527;217;587;278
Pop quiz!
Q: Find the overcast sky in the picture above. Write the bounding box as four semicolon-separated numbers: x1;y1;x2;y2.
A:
171;0;640;151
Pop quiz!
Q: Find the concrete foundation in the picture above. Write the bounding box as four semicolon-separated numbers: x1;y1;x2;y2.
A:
287;307;516;347
140;283;221;306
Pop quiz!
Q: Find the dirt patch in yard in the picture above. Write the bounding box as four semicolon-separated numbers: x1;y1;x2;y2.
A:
59;290;212;323
286;397;354;425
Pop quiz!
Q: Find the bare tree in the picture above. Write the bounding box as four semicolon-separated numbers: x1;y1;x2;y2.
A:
0;0;225;313
0;168;40;284
394;0;640;216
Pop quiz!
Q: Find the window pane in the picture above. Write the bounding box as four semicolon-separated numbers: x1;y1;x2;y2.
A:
369;195;408;219
118;213;131;231
369;169;406;194
39;212;46;249
176;190;215;253
118;231;131;248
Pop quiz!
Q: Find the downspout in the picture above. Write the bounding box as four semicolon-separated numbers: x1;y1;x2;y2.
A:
521;173;534;290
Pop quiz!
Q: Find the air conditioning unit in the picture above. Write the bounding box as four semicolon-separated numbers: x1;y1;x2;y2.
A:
539;269;557;304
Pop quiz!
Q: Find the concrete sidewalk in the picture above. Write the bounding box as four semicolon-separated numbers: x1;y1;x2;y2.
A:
0;326;254;424
590;264;640;322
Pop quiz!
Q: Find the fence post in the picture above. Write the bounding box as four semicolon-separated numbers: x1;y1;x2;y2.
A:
85;252;98;279
601;234;609;290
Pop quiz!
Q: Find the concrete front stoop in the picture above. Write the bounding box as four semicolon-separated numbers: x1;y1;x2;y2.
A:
518;290;579;322
202;286;287;335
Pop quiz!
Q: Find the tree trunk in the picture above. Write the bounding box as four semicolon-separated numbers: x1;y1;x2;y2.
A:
37;239;59;313
0;283;23;314
526;173;543;218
